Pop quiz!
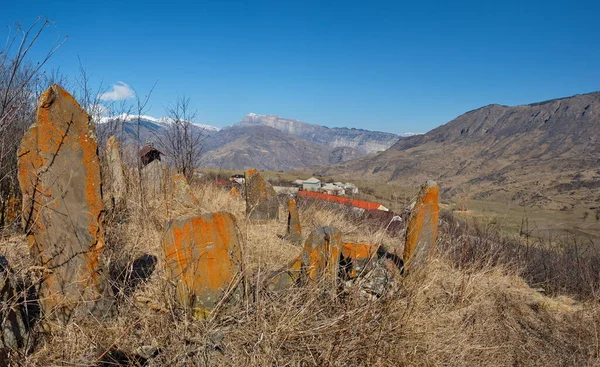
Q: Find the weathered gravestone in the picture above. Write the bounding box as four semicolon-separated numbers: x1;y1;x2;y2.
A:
285;198;302;245
17;85;108;322
172;174;198;205
301;226;342;281
0;256;30;351
244;169;279;220
162;212;243;319
403;180;440;271
105;136;126;208
141;160;164;204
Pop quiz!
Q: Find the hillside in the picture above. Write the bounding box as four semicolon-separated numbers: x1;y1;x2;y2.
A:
241;113;400;154
314;92;600;211
199;124;334;170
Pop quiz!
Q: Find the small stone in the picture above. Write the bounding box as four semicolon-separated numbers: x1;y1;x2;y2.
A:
301;226;342;282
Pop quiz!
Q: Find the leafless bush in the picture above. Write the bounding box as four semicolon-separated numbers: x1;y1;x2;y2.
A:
156;95;206;183
0;18;65;226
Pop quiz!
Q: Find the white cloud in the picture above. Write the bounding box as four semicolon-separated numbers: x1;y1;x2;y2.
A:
99;81;136;101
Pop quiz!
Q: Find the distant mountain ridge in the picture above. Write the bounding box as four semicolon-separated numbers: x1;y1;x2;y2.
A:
240;113;401;154
314;91;600;211
99;112;404;171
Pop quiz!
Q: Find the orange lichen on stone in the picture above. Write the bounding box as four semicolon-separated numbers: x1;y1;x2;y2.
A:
161;212;243;316
402;180;440;270
341;243;378;278
16;85;106;322
301;226;342;281
244;168;279;220
285;198;302;244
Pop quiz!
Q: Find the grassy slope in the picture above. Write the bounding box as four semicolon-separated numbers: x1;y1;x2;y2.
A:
2;171;600;366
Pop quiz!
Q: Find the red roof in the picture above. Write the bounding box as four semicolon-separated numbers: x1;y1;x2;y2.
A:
298;191;384;211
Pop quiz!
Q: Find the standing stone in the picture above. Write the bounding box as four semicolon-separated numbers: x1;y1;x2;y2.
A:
285;198;302;245
244;169;279;220
162;212;243;319
0;256;29;351
105;136;126;208
301;226;342;281
267;256;302;292
17;85;107;322
172;174;198;205
403;181;440;270
141;159;164;203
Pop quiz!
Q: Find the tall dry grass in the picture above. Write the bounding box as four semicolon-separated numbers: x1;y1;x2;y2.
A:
1;172;600;366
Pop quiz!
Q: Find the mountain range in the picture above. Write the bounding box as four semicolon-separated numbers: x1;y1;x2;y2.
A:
99;113;406;171
314;92;600;211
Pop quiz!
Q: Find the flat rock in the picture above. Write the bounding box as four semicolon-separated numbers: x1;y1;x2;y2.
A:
17;85;107;322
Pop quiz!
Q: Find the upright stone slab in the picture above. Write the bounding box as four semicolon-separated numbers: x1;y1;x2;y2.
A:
172;174;198;205
105;136;126;207
403;181;440;270
0;256;29;351
244;169;279;220
285;198;302;245
162;212;243;318
17;85;106;322
141;159;164;203
301;226;342;281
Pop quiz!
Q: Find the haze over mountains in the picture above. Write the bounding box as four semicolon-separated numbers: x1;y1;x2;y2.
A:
315;92;600;211
100;113;406;171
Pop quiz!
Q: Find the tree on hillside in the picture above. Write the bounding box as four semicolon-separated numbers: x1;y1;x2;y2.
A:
157;95;206;182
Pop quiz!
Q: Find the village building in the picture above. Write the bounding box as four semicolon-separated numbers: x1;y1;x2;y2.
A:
139;145;163;167
320;183;345;196
302;177;322;191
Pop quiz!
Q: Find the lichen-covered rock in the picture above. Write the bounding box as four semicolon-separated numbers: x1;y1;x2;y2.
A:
229;186;240;198
0;256;30;351
161;212;243;319
285;198;302;245
403;180;440;270
266;256;302;292
244;169;279;220
105;136;126;208
172;174;198;205
17;85;107;322
301;226;342;281
340;243;378;279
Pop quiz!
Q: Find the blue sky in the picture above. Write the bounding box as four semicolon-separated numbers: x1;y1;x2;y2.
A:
3;0;600;134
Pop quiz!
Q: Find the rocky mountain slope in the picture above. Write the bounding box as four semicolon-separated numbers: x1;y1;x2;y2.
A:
100;113;402;171
199;124;333;171
315;92;600;211
241;113;400;154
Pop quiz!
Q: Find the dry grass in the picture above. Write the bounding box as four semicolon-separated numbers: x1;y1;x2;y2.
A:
2;170;600;366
